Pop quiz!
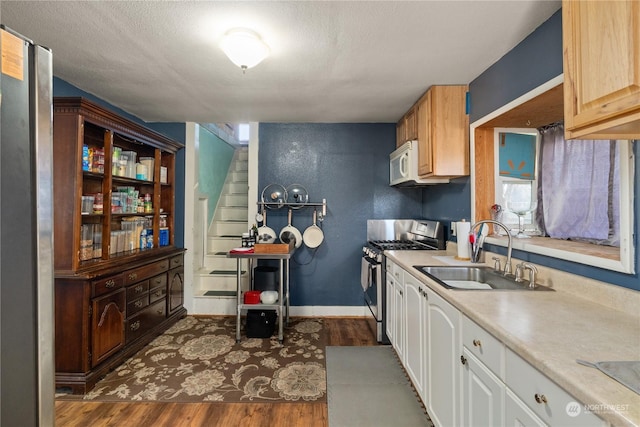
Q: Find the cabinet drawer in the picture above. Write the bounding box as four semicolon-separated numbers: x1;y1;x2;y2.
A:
127;294;149;317
149;283;167;304
169;255;183;269
123;259;169;285
462;315;504;380
126;299;166;343
385;259;402;283
505;348;605;426
126;279;149;301
149;273;167;290
92;274;124;298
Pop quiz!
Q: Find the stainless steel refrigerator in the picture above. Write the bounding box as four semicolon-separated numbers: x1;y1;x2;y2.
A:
0;25;55;426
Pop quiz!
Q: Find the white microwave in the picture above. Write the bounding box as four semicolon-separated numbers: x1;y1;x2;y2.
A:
389;141;449;186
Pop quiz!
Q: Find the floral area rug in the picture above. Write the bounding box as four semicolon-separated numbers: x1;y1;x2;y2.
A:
60;316;327;403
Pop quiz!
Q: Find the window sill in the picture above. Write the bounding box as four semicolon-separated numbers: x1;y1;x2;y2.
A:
484;235;629;273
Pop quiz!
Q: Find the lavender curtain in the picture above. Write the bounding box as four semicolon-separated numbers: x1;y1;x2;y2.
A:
537;123;619;246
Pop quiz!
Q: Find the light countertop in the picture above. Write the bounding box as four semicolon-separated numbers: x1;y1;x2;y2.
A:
386;250;640;427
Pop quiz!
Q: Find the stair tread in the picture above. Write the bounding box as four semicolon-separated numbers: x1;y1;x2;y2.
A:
203;290;237;297
210;269;246;275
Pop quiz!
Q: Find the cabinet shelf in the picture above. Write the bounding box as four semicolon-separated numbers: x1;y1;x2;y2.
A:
82;171;104;179
112;176;154;186
54;97;181;272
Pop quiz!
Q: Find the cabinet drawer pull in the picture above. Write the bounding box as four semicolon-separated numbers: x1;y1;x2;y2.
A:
128;273;138;281
135;285;144;293
460;355;467;365
134;300;144;308
157;309;164;315
130;320;141;331
472;339;482;347
534;393;547;404
154;290;162;297
154;278;162;285
105;279;116;288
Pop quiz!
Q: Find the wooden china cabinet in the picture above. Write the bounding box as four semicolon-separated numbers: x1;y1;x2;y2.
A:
52;97;186;394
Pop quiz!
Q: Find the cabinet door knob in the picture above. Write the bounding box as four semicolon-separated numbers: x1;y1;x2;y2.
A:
460;355;467;365
473;339;482;347
534;393;548;404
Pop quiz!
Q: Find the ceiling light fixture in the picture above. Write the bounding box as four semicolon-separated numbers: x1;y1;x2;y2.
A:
221;28;270;72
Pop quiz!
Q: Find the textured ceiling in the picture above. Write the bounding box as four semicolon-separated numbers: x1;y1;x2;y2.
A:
1;1;561;124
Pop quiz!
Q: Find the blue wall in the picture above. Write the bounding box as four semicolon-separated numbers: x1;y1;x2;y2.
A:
198;126;235;224
53;78;186;247
258;123;423;306
465;9;639;290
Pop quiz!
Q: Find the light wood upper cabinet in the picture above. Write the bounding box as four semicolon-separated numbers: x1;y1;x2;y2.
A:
563;0;640;139
405;107;418;141
396;106;418;147
417;85;469;177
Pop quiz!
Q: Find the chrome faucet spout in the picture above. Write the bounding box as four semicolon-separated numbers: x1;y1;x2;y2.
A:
469;220;513;276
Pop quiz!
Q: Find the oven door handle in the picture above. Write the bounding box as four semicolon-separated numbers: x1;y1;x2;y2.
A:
364;255;380;265
368;262;378;289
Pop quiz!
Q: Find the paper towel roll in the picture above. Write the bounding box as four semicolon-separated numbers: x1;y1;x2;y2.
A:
456;221;471;260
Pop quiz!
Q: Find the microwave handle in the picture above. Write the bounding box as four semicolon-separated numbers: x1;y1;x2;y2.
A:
400;152;409;177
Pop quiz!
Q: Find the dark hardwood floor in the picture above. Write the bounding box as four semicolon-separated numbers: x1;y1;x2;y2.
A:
55;317;378;427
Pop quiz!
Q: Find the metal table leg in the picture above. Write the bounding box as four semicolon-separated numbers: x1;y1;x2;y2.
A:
278;259;284;343
236;257;242;342
285;258;290;325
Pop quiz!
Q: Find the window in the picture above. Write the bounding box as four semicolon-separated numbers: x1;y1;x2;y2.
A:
470;77;635;274
494;130;539;235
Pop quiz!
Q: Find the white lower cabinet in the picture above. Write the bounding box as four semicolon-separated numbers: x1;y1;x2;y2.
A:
505;388;546;426
392;269;405;360
426;286;460;427
461;349;505;427
385;269;395;344
505;349;607;427
392;266;606;427
385;259;397;344
404;273;427;399
461;313;505;427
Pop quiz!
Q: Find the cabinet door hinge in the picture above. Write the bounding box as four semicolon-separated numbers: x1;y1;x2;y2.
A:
88;305;93;318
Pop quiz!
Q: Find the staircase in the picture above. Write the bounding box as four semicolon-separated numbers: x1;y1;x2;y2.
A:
194;147;250;314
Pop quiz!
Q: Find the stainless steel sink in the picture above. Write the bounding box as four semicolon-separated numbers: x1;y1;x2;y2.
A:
413;266;554;291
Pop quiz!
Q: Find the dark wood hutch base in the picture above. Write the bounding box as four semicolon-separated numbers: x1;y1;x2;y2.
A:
52;98;187;394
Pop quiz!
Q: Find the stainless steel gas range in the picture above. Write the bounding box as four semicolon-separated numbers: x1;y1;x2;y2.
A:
361;219;445;344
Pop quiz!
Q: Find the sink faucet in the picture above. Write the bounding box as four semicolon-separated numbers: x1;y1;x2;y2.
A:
469;220;513;276
520;262;538;288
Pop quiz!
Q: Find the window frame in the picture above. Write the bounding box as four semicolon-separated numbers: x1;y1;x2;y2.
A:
470;75;636;274
494;128;540;233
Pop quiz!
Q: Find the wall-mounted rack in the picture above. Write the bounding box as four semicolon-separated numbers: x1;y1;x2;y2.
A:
257;198;327;218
